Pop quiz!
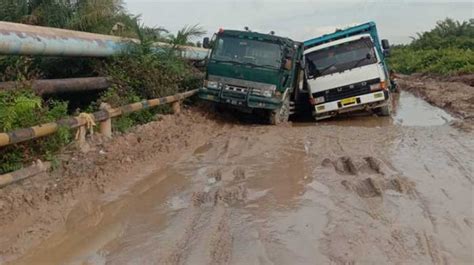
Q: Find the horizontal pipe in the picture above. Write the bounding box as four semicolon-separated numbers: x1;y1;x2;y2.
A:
0;22;209;60
0;77;110;95
0;89;198;147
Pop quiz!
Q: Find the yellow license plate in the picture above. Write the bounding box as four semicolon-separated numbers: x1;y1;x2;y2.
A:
374;92;384;99
341;97;357;105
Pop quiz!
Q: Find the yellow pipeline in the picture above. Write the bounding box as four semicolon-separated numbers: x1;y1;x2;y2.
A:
0;173;13;187
0;134;9;147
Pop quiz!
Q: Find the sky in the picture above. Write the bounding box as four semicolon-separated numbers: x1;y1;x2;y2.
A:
123;0;473;44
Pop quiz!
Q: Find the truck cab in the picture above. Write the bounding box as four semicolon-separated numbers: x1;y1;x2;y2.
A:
303;22;393;120
199;29;304;124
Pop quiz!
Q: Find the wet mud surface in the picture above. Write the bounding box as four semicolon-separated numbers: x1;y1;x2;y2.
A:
1;80;473;264
398;74;474;125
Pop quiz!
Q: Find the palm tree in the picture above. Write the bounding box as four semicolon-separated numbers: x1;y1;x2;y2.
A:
168;24;206;47
67;0;127;33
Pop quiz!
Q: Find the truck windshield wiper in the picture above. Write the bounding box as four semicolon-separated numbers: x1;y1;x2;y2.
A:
315;62;337;78
352;56;368;69
211;59;276;69
241;62;278;70
211;59;239;65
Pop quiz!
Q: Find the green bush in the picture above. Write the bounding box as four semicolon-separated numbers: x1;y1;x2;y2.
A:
390;47;474;75
389;18;473;75
91;27;204;133
0;90;72;174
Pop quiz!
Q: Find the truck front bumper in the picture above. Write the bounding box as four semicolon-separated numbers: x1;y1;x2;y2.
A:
198;87;282;110
313;90;390;119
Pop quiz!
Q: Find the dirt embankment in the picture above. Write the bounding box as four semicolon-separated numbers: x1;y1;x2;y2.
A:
0;106;228;263
398;74;474;125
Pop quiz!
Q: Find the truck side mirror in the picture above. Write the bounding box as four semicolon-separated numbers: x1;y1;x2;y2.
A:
383;49;391;57
203;37;210;49
381;39;390;50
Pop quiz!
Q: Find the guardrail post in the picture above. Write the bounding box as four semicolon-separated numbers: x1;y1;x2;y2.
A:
77;126;86;144
172;101;181;114
99;103;112;138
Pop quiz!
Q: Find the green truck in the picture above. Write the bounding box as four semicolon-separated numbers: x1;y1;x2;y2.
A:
198;28;305;124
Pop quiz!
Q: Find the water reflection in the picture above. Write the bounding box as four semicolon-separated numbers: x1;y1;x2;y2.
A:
292;91;454;127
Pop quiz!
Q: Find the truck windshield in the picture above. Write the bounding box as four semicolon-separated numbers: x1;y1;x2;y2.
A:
211;36;282;69
305;37;377;78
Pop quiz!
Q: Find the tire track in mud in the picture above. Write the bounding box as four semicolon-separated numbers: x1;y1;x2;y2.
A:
312;154;448;264
443;149;473;184
160;132;256;265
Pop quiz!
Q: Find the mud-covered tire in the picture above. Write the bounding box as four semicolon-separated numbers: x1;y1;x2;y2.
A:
269;96;290;125
390;80;400;93
375;104;391;116
212;103;225;113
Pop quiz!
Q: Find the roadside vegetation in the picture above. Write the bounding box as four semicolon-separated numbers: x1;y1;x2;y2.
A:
389;18;474;75
0;0;205;174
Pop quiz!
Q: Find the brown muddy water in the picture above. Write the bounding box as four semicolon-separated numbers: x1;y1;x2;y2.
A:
11;92;473;265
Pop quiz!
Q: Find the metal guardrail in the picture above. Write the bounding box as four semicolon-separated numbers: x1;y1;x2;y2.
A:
0;89;197;147
0;160;50;188
0;21;209;60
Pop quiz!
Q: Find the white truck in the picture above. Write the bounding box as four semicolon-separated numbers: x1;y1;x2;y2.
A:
303;22;395;120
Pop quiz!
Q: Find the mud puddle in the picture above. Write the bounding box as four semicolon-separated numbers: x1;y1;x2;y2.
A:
293;91;455;128
393;91;454;126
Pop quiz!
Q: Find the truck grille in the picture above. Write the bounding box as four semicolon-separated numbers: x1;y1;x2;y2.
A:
221;84;248;100
313;78;380;102
224;85;248;93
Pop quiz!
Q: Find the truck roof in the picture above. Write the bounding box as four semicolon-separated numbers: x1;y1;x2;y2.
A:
219;29;296;46
304;21;378;49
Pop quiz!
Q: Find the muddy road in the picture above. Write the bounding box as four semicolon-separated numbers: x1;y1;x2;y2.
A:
3;91;474;265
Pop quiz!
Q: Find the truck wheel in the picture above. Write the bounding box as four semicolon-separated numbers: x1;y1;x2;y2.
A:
213;103;225;113
269;96;290;125
390;80;400;93
376;104;391;116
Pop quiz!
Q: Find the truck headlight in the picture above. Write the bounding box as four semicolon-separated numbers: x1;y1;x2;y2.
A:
263;90;273;97
204;80;219;89
370;81;387;91
314;96;325;104
251;85;276;97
